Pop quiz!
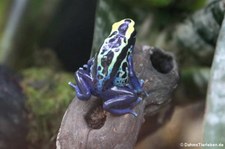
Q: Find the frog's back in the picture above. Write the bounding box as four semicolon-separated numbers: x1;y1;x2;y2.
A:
92;18;136;92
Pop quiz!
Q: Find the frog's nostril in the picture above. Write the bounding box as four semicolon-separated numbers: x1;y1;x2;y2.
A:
150;49;173;74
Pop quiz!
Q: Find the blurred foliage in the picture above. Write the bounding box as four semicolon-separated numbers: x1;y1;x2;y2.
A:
175;67;210;104
0;0;60;69
119;0;205;9
181;67;209;98
91;0;144;56
174;0;206;11
142;0;173;7
175;0;225;66
21;68;74;149
0;0;12;35
92;0;207;56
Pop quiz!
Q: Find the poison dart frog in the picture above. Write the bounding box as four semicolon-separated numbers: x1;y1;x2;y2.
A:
69;18;143;116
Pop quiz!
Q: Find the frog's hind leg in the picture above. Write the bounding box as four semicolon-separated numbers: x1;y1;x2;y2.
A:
69;68;92;100
101;86;142;116
103;97;142;116
106;108;138;117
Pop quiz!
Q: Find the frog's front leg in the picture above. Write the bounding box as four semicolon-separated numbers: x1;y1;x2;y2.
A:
82;57;94;72
101;86;142;116
69;68;93;100
128;55;143;93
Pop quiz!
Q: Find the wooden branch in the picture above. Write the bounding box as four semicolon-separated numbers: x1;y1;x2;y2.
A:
56;45;179;149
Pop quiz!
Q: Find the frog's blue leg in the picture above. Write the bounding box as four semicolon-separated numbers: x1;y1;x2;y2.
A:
69;68;93;100
128;55;143;93
101;86;142;116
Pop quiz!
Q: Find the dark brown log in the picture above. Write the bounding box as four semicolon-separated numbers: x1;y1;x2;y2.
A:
56;45;179;149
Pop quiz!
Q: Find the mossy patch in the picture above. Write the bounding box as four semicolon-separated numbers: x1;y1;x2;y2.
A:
21;68;74;149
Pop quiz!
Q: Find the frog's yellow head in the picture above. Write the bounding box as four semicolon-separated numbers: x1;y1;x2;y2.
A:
110;18;136;41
